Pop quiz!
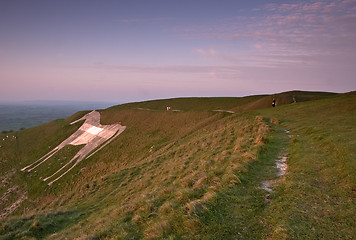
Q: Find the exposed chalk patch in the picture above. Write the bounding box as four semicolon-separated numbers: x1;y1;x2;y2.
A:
212;110;235;114
260;153;288;194
86;126;103;135
21;110;126;185
276;156;288;177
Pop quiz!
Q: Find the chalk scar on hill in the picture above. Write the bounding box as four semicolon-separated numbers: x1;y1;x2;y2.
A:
21;110;126;186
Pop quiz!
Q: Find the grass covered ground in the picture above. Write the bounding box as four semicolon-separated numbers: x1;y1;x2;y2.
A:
254;93;356;239
0;91;355;239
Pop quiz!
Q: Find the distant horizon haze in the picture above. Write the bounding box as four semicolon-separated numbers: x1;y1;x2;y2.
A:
0;99;119;106
0;100;118;132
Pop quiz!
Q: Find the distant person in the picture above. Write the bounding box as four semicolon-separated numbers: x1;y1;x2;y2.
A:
272;98;276;107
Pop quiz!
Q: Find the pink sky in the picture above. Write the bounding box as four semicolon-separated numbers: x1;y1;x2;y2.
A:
0;0;355;103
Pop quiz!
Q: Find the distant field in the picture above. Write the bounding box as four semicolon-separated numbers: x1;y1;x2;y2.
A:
0;101;117;132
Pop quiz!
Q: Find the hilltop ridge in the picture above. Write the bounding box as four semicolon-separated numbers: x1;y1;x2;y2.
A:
105;90;337;112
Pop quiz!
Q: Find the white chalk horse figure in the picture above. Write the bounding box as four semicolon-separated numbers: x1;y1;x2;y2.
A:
21;111;126;185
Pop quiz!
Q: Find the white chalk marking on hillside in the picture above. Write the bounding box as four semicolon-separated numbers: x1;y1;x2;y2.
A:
212;110;235;114
21;110;126;186
87;126;103;135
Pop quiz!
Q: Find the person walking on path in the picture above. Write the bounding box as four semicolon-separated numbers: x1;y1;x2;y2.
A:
272;98;276;107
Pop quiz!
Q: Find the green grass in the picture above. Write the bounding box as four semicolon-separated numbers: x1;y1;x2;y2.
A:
254;94;356;239
0;208;89;240
62;112;269;239
0;91;355;239
196;123;290;239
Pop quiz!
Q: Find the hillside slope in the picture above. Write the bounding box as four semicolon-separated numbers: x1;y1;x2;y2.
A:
253;93;356;239
0;91;355;239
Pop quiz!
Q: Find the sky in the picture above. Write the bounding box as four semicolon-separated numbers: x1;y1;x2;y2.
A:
1;0;356;103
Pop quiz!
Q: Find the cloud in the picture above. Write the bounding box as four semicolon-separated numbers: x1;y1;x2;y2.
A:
264;3;299;12
254;44;263;49
263;1;350;13
194;48;218;57
119;18;170;23
84;63;240;76
209;71;217;78
180;0;356;69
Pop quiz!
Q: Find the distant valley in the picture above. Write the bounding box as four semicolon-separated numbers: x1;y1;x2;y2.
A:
0;101;117;132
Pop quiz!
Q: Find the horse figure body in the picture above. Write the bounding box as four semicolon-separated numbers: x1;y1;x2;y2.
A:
21;111;126;185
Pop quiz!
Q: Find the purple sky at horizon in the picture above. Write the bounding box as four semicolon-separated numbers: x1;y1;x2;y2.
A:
1;0;355;103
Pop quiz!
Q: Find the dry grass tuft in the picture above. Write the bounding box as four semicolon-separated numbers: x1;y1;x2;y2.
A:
255;115;264;122
255;135;266;144
185;200;205;215
181;218;202;235
201;191;216;202
270;118;279;125
242;152;256;160
144;220;171;239
210;176;222;186
29;219;43;231
222;170;241;186
192;175;208;189
267;226;288;240
158;201;175;215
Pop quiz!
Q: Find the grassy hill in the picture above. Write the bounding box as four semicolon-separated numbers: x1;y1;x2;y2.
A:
0;91;355;239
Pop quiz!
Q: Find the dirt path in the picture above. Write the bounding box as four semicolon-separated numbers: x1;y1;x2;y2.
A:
136;108;182;112
260;128;291;195
260;153;288;193
260;132;290;198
